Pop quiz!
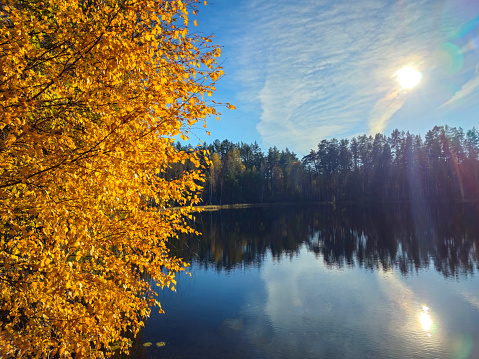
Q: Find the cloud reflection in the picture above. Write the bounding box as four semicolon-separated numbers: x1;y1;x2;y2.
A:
234;247;448;358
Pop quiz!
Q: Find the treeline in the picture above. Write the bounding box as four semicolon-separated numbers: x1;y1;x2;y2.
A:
166;140;306;204
170;125;479;204
303;125;479;202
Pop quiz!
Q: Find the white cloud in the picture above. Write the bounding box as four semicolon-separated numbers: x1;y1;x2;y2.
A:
230;0;463;153
369;89;407;135
439;62;479;108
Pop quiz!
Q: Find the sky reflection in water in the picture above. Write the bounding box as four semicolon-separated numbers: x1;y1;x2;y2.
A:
123;205;479;359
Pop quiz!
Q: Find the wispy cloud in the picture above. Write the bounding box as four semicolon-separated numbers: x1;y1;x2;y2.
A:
228;0;477;154
439;62;479;108
369;89;408;135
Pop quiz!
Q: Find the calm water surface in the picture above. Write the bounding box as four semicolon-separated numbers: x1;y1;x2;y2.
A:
125;204;479;358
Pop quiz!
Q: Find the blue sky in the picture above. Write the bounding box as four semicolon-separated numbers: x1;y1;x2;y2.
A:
190;0;479;156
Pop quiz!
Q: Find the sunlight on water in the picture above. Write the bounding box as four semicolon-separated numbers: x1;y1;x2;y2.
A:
419;305;432;335
123;206;479;359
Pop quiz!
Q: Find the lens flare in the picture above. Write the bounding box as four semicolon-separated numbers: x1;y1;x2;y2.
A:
438;42;464;74
394;67;422;89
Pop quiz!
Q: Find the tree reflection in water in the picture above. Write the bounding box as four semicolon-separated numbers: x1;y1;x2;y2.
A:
170;203;479;278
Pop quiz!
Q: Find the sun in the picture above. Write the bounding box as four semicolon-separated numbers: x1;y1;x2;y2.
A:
394;66;422;89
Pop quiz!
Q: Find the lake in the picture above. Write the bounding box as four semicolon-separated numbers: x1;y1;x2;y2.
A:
123;204;479;358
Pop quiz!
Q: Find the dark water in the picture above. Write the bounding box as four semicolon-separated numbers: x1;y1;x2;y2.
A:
125;204;479;359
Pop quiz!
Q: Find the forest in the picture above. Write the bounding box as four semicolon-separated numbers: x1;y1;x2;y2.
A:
172;125;479;204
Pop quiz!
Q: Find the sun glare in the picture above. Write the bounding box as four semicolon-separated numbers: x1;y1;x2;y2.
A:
394;67;422;89
420;306;432;333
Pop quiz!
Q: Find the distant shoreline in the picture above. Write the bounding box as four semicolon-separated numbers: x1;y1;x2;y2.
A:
192;200;479;212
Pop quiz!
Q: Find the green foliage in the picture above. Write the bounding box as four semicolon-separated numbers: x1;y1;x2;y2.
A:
177;125;479;204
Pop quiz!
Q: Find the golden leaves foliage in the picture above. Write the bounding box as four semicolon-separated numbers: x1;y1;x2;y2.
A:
0;0;230;357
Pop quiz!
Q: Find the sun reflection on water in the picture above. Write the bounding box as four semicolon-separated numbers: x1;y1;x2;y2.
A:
420;305;432;336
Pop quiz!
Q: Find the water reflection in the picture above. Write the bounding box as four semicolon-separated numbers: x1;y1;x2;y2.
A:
174;203;479;278
420;306;432;333
122;204;479;359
